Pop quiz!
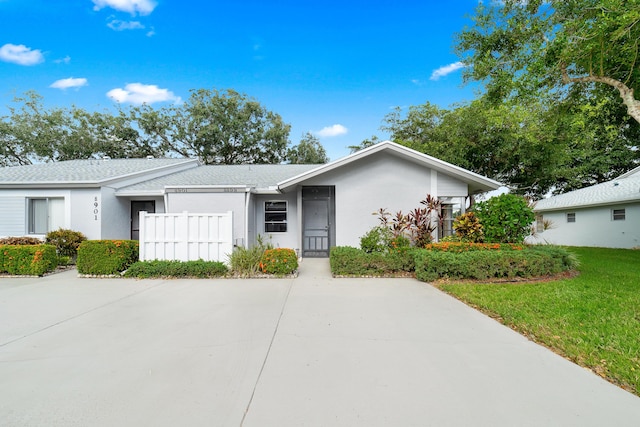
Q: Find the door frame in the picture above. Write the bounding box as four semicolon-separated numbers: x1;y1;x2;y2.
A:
301;186;335;257
131;200;156;240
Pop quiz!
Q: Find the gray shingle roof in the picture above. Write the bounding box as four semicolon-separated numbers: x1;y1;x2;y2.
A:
117;164;320;193
0;158;196;184
535;174;640;211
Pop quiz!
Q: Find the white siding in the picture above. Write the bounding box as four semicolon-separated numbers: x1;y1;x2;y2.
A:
0;197;26;237
528;203;640;248
437;173;468;196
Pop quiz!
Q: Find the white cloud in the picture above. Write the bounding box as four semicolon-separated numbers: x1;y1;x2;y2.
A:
107;83;181;105
50;77;88;90
0;43;44;66
316;124;348;138
429;61;466;81
54;55;71;64
92;0;157;15
107;19;145;31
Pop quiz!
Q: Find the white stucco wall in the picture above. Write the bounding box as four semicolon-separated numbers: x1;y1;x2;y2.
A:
529;203;640;248
253;192;300;251
298;152;468;248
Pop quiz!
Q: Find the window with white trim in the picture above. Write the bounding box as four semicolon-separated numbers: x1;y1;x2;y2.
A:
265;201;287;232
28;197;64;234
536;215;544;233
612;208;626;221
566;212;576;223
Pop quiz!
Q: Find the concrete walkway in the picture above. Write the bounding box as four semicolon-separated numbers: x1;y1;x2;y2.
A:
1;261;639;426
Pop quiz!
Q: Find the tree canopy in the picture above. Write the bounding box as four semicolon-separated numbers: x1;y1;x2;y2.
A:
0;89;292;166
287;132;329;164
456;0;640;123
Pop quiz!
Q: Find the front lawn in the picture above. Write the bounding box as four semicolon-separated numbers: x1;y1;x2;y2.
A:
438;247;640;395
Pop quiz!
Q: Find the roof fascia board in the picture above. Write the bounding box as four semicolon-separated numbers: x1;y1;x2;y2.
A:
535;197;640;212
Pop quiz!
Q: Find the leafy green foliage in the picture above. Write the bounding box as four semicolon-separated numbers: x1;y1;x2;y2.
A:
229;236;273;276
359;226;394;253
440;247;640;395
329;246;416;276
452;212;484;243
45;228;87;259
259;248;298;275
0;244;58;276
473;194;535;243
124;260;228;278
131;88;290;164
287;132;329;164
0;236;43;245
414;245;576;282
76;240;139;275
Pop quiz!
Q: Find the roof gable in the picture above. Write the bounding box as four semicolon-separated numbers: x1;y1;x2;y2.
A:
277;140;501;193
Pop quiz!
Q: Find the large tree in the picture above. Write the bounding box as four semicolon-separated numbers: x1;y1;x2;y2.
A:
287;132;329;164
456;0;640;124
131;88;291;164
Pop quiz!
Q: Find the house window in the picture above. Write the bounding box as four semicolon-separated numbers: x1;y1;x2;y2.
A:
265;201;287;232
566;212;576;223
28;197;64;234
536;215;544;233
612;208;626;221
441;204;454;238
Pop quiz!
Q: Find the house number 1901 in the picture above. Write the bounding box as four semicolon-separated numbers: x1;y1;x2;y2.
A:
94;197;99;220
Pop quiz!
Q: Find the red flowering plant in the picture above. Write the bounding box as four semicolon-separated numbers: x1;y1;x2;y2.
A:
259;248;298;275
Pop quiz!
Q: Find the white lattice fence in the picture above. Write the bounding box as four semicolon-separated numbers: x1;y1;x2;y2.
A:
139;211;233;264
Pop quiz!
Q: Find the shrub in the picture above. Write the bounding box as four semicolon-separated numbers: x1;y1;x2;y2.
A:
452;212;484;243
76;240;139;275
124;260;228;278
0;236;43;245
0;244;57;276
473;194;535;243
259;248;298;275
229;236;273;276
360;226;393;253
330;246;416;276
45;229;87;260
414;245;576;282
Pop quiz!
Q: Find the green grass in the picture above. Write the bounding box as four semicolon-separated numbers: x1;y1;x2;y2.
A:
439;247;640;395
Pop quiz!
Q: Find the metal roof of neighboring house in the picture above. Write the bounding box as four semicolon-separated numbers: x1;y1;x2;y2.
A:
0;158;198;187
116;164;320;195
278;140;502;194
534;174;640;212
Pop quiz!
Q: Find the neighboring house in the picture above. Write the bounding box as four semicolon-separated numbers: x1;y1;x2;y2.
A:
0;141;501;257
528;166;640;249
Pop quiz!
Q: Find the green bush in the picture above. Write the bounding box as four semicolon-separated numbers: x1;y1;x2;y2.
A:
259;248;298;275
452;212;484;242
473;194;535;243
330;246;416;276
0;236;43;245
360;226;393;253
76;240;139;275
124;260;228;278
229;236;273;276
414;245;577;282
45;228;87;260
0;244;58;276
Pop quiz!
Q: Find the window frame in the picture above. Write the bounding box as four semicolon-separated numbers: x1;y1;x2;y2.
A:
612;208;626;221
536;214;544;233
264;200;288;233
566;212;576;223
27;197;64;235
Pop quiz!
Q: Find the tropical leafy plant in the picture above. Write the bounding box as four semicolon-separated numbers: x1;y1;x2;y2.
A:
473;194;535;243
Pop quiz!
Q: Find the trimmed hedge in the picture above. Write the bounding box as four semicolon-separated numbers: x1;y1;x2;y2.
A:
414;245;578;282
0;244;58;276
260;248;298;275
77;240;139;275
330;246;416;276
124;260;228;278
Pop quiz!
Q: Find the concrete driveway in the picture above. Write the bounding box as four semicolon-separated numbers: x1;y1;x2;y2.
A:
1;260;639;426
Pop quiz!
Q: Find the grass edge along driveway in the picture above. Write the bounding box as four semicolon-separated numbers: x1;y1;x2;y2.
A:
438;246;640;396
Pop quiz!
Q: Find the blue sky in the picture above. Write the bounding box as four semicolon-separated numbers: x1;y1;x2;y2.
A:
0;0;481;161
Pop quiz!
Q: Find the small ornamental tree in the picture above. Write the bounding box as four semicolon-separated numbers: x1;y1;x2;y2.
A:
473;193;535;243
